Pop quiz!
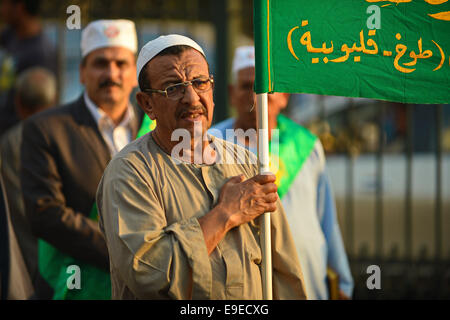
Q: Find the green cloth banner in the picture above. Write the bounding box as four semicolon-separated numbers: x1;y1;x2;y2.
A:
270;114;317;199
253;0;450;103
38;204;111;300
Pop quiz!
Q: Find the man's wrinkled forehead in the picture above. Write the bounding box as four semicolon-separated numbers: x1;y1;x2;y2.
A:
81;46;136;66
147;49;209;79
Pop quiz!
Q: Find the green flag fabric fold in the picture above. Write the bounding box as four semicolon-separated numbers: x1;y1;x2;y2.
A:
253;0;450;104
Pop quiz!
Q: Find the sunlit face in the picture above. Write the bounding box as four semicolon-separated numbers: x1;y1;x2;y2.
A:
137;48;214;145
80;46;137;109
230;66;289;130
230;67;257;129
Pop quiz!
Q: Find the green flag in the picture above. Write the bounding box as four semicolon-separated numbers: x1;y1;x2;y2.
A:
253;0;450;103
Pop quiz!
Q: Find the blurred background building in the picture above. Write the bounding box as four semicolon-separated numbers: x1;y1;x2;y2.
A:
1;0;449;299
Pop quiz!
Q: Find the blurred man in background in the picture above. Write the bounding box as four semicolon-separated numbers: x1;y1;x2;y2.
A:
20;19;144;299
0;0;57;136
1;67;56;299
211;46;354;299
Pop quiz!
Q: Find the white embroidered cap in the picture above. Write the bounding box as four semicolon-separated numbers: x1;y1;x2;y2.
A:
136;34;205;80
232;46;255;79
81;19;137;58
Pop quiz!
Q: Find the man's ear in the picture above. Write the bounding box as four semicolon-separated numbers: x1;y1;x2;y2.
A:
136;92;156;120
79;63;85;85
131;65;138;88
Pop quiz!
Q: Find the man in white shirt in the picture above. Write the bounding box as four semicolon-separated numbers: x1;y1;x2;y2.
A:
211;46;353;299
20;19;145;299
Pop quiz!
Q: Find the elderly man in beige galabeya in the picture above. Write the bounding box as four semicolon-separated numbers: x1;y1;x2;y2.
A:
97;34;308;300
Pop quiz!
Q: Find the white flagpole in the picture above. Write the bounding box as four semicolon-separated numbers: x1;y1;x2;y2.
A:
256;92;272;300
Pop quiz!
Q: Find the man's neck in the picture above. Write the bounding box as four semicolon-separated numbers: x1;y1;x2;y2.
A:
234;118;254;133
98;102;129;126
152;130;216;165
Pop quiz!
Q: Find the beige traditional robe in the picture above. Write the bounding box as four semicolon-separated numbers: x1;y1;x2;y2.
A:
96;134;306;300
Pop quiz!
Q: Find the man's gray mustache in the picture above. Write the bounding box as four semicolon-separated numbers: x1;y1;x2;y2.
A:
176;106;208;118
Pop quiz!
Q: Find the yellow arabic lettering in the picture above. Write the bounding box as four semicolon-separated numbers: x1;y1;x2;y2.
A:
367;0;450;21
350;31;366;53
424;0;448;5
365;30;379;54
300;31;334;54
348;30;379;54
403;38;433;66
394;34;415;73
330;30;378;63
394;45;415;73
286;19;445;73
431;40;445;71
428;11;450;21
365;0;412;3
330;44;351;63
322;42;334;54
287;26;300;60
366;38;379;54
365;0;449;4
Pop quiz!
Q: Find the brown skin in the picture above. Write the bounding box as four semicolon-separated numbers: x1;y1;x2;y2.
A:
339;290;350;300
136;48;279;255
198;174;278;255
0;0;42;39
230;66;289;141
80;46;137;125
136;49;214;156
